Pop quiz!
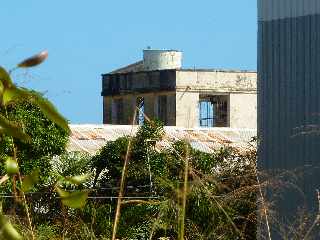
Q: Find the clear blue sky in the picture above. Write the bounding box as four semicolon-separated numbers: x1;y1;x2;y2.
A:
1;0;257;123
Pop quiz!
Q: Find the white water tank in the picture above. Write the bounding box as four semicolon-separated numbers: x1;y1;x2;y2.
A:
143;49;182;71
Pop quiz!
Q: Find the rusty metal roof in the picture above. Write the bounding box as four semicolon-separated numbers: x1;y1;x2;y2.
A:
68;125;257;155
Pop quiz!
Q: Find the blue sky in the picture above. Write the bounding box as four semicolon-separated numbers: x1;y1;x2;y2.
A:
1;0;257;123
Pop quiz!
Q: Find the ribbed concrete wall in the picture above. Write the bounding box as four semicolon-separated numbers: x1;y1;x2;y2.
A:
258;0;320;238
258;0;320;21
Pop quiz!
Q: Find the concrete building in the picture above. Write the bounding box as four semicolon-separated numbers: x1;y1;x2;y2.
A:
258;0;320;238
101;50;257;129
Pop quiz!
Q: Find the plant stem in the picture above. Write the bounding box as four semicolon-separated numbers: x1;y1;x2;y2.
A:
302;189;320;240
255;165;272;240
178;147;189;240
18;172;35;240
111;109;137;240
5;108;35;240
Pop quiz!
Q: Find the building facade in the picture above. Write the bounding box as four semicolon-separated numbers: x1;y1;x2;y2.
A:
102;50;257;129
258;0;320;238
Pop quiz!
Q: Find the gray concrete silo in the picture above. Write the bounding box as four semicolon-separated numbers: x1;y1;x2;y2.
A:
143;49;182;71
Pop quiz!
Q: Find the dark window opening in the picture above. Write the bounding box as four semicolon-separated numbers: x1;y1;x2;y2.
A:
158;95;167;125
199;95;228;127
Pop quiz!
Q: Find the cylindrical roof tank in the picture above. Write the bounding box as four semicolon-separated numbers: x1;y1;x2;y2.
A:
143;49;182;71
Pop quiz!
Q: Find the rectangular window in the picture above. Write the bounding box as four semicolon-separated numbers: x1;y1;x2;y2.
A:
199;100;215;127
199;95;228;127
158;95;167;125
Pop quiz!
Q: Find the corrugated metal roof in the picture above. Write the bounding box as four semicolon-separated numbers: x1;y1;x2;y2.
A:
68;125;256;155
108;61;144;74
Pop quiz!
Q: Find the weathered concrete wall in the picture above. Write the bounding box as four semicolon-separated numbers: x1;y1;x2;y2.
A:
176;91;257;129
102;70;176;96
176;70;256;93
166;94;176;126
176;91;199;128
103;97;112;124
145;93;176;126
143;94;156;120
122;95;136;124
103;95;136;125
103;93;176;126
229;93;257;129
103;69;257;128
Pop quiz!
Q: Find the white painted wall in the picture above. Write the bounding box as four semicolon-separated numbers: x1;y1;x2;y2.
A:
175;70;257;129
176;91;199;128
176;71;256;93
229;93;257;129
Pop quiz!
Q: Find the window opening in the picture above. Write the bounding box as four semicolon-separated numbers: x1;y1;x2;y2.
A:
158;95;167;125
199;100;215;127
137;97;145;125
199;95;228;127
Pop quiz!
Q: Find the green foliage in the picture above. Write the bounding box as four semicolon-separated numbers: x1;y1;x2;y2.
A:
30;152;93;224
0;99;69;185
5;157;19;175
51;152;92;178
89;120;257;239
91;120;165;187
0;215;22;240
113;205;157;240
0;54;258;239
35;223;59;240
0;114;30;142
91;136;129;187
0;117;257;239
0;54;87;239
56;187;89;209
21;169;40;192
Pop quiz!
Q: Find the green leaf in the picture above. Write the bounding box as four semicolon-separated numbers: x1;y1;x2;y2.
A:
17;50;48;68
30;93;70;132
0;80;4;95
5;157;19;176
2;87;30;106
0;114;31;142
21;170;40;192
0;215;22;240
55;187;69;198
0;66;13;88
56;187;88;208
64;174;90;185
0;83;69;133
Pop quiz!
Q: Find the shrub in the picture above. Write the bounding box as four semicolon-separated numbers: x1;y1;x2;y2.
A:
0;99;69;185
90;120;257;239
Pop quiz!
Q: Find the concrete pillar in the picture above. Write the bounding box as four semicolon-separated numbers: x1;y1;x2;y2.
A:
103;97;112;124
229;93;257;129
176;91;199;128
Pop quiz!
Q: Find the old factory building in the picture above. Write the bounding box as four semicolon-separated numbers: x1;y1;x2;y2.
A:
101;50;257;128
